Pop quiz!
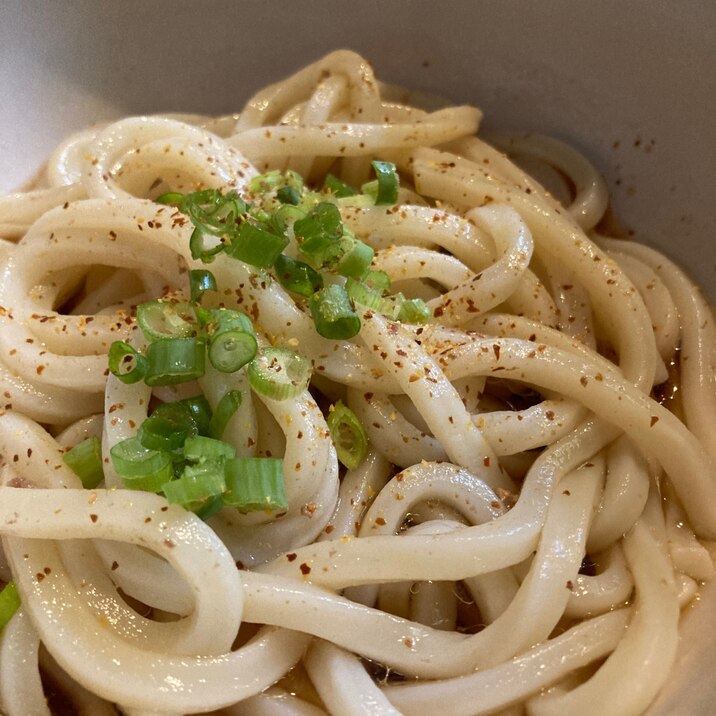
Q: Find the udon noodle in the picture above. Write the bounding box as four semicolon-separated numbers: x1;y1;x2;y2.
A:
0;50;714;716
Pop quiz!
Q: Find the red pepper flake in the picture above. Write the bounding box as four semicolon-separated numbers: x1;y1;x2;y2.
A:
563;490;571;496
566;580;574;590
375;517;386;526
324;524;335;534
235;560;245;570
493;344;500;360
164;539;176;549
545;410;555;421
286;552;298;562
650;416;659;427
89;514;98;523
111;561;119;571
483;456;490;467
299;562;311;575
580;376;588;387
403;638;414;649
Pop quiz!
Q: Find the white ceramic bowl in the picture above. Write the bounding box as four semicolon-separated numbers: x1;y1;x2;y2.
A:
0;1;714;713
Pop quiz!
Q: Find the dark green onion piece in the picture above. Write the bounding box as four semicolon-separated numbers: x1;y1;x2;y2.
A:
189;269;217;304
108;341;147;384
63;436;104;489
189;227;225;264
209;390;242;440
294;202;345;268
294;201;342;235
110;437;173;492
136;301;196;342
178;396;213;436
309;284;361;340
209;330;258;373
323;174;358;197
371;160;399;205
144;337;206;386
224;457;287;512
276;186;301;205
162;461;227;508
183;435;236;463
226;222;289;269
138;402;198;452
0;582;21;631
326;400;369;470
336;239;374;279
398;297;432;324
274;254;324;298
248;347;311;400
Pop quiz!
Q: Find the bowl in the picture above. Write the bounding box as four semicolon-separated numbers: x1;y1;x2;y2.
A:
0;1;714;713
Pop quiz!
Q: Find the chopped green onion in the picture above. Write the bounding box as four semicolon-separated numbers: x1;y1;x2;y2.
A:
276;186;301;205
294;202;345;268
248;170;284;193
294;200;342;238
189;269;217;304
345;279;387;311
271;204;306;233
209;330;258;373
193;494;224;520
144;337;206;386
185;190;245;236
398;297;432;324
224;457;287;512
209;390;242;440
309;284;361;340
162;460;227;508
323;174;358;197
189;227;225;263
370;160;399;205
136;301;196;342
209;308;255;337
138;402;198;452
0;582;21;631
378;293;405;320
184;435;236;463
226;222;289;268
108;341;147;384
248;347;311;400
110;437;173;492
274;254;324;297
178;396;213;436
327;400;369;470
155;192;184;206
336;239;374;279
364;270;391;292
63;436;104;489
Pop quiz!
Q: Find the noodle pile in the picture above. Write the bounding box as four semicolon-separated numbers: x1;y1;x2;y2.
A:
0;50;714;716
